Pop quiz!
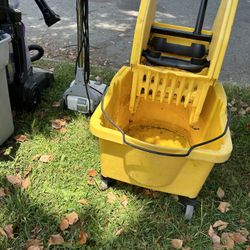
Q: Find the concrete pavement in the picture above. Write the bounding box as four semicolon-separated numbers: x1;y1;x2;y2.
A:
21;0;250;85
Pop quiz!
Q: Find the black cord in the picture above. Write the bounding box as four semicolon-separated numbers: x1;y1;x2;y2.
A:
74;0;91;114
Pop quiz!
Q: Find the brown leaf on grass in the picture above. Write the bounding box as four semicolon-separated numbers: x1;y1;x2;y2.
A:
212;234;221;244
213;243;226;250
231;107;238;112
238;108;246;116
208;225;216;238
59;127;67;134
39;155;53;163
87;169;97;177
171;239;183;249
79;230;88;245
213;220;229;231
0;187;7;197
51;119;64;130
52;101;60;108
32;154;41;161
120;195;128;207
3;224;14;239
59;218;69;231
0;227;8;238
22;178;31;189
6;174;22;187
217;187;225;199
15;134;28;142
48;234;64;245
240;101;249;109
208;225;221;244
246;107;250;114
246;246;250;250
87;177;95;186
65;212;79;225
24;239;43;250
236;228;249;238
217;202;230;213
221;233;234;250
79;199;88;205
115;228;124;236
231;232;247;243
107;192;117;203
23;165;32;178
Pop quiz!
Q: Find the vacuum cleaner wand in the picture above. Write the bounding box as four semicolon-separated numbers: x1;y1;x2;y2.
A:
34;0;60;27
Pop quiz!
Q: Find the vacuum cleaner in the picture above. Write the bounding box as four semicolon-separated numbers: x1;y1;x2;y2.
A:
63;0;107;114
0;0;60;110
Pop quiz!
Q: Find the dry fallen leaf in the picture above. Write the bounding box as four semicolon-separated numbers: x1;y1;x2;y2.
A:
32;154;41;161
87;169;97;177
213;220;229;231
238;108;246;116
217;187;225;199
22;178;31;189
48;234;64;245
23;165;32;178
6;174;23;187
171;239;183;249
217;202;231;213
115;228;124;236
65;212;79;225
107;192;117;203
246;107;250;114
0;227;8;238
79;230;88;245
3;224;14;239
59;218;69;231
236;228;249;238
52;101;60;108
231;107;238;112
87;177;95;186
120;195;128;207
208;225;216;238
59;127;67;134
0;187;7;197
15;134;28;142
231;232;247;243
79;199;88;205
240;101;249;109
221;233;234;250
212;234;221;244
24;239;43;250
213;243;226;250
39;155;53;163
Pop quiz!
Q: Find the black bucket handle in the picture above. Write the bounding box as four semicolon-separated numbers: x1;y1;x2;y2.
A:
101;92;231;157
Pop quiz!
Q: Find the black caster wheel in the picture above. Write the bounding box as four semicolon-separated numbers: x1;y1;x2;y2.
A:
100;175;113;191
179;196;197;221
27;87;41;111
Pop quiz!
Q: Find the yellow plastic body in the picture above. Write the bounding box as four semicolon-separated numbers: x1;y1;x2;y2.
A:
90;67;233;198
129;0;238;124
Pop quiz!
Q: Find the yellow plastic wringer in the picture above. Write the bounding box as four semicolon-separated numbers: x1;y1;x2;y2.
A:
90;0;238;219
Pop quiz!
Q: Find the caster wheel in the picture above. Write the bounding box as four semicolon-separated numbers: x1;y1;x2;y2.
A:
179;196;197;220
184;205;195;220
100;176;112;191
27;87;41;111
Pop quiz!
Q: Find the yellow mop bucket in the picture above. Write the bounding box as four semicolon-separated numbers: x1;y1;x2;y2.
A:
90;66;232;197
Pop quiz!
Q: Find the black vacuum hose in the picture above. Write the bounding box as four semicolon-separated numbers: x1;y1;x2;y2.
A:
28;44;44;62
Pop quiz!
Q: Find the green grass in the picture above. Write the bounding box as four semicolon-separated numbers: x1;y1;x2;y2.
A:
0;62;249;249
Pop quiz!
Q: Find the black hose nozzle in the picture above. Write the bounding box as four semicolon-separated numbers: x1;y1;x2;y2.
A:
34;0;60;27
